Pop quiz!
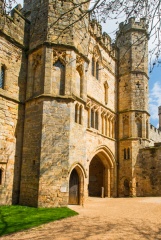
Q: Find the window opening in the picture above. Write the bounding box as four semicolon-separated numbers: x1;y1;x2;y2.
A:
0;65;5;89
0;169;2;185
96;61;99;80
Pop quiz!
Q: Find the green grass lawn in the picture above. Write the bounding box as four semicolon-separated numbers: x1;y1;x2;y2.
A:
0;205;78;236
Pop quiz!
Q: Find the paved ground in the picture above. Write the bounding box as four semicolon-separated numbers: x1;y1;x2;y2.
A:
1;197;161;240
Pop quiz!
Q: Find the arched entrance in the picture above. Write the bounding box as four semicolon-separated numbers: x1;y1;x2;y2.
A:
68;165;85;205
89;156;104;197
69;169;79;204
88;146;116;198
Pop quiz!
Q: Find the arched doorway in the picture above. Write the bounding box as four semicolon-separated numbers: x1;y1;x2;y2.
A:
69;169;79;204
89;156;104;197
88;146;116;198
68;165;85;205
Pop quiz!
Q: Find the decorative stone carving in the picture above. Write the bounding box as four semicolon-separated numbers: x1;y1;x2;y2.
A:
53;50;66;64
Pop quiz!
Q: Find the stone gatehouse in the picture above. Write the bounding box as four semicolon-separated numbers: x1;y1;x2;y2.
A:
0;0;161;207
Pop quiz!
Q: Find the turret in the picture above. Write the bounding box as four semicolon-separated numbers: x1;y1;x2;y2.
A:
24;0;90;55
116;17;149;197
159;106;161;130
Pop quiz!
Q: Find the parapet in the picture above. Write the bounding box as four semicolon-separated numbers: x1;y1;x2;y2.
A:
117;17;148;37
89;19;116;58
149;124;161;144
0;5;30;47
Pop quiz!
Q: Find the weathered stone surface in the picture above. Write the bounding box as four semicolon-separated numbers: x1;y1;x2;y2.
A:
0;2;161;208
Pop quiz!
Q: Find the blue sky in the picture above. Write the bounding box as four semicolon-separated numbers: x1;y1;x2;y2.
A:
149;66;161;128
14;1;161;128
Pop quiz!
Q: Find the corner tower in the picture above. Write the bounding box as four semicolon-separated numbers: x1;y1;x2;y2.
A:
20;0;90;207
116;18;149;197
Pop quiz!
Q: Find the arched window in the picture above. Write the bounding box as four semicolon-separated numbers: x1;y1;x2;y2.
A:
79;105;82;124
146;120;149;139
92;58;95;76
90;109;99;130
123;118;129;138
105;116;108;136
136;119;142;138
91;109;94;128
96;61;99;80
0;65;5;89
52;60;65;95
34;63;41;94
124;149;126;160
95;111;99;130
75;104;78;123
102;115;104;135
0;169;2;185
91;45;101;80
75;69;81;97
75;104;83;125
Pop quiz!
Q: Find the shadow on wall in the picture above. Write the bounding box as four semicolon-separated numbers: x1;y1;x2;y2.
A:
134;147;161;197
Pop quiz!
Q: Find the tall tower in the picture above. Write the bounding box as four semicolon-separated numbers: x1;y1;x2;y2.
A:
159;106;161;130
116;18;149;197
20;0;90;207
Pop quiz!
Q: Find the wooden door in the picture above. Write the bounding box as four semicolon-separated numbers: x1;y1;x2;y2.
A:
69;169;79;205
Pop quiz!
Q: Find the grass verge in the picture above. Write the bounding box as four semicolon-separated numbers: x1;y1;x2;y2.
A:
0;205;78;236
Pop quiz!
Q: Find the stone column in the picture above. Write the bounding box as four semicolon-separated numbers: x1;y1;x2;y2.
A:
108;168;111;197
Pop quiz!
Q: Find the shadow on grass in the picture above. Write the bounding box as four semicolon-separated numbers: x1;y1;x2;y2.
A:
0;205;78;236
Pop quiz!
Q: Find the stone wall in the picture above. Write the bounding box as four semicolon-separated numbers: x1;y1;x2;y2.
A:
0;8;28;204
19;99;43;207
135;143;161;196
38;99;71;207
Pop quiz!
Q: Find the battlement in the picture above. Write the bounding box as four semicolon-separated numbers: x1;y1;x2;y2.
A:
117;17;148;36
0;5;30;47
89;19;115;57
150;124;161;134
149;123;161;144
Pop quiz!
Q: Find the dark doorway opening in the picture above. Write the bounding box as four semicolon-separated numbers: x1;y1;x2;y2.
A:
124;179;130;196
89;156;104;197
69;169;79;204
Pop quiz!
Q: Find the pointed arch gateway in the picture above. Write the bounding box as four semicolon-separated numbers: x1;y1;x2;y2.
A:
68;164;86;205
88;146;116;198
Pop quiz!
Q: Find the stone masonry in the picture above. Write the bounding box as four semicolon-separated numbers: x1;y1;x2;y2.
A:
0;0;161;207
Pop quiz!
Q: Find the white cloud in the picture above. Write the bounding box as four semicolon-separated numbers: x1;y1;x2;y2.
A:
149;81;161;121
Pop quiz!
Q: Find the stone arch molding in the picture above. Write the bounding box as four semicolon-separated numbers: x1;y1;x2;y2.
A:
68;162;86;205
88;145;116;168
69;162;87;178
88;145;116;198
53;49;66;65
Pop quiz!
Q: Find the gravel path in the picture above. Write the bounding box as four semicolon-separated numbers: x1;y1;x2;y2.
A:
1;197;161;240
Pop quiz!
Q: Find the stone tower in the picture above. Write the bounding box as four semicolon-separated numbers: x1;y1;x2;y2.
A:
116;18;149;197
159;106;161;130
20;0;90;207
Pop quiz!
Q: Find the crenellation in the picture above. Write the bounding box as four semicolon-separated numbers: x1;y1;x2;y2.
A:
0;7;29;47
0;1;161;208
118;17;148;36
89;19;115;56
